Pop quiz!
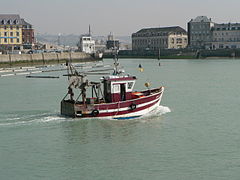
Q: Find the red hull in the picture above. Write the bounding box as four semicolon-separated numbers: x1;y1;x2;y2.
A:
61;87;164;118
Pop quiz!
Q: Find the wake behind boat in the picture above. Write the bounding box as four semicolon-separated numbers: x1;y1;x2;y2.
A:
61;54;164;120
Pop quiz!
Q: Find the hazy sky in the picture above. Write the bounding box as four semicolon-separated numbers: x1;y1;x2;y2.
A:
1;0;240;36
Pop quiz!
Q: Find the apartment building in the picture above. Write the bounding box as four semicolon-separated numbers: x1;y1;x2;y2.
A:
0;14;22;49
211;23;240;49
187;16;214;49
188;16;240;49
22;18;35;49
0;14;34;50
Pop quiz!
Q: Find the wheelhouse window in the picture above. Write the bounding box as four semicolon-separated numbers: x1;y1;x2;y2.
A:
128;82;134;89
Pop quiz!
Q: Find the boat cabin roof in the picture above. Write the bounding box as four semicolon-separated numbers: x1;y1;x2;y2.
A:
103;75;136;82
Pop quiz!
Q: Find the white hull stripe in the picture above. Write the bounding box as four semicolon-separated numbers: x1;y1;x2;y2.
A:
99;95;162;113
114;99;161;118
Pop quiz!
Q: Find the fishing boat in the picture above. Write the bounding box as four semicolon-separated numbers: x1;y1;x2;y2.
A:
61;55;164;120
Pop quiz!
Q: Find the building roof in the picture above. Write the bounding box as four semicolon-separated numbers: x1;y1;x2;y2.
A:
21;18;32;26
190;16;212;23
0;14;21;25
135;26;186;34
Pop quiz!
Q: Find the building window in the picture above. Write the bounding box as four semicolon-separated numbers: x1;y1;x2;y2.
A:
10;32;13;36
17;38;19;43
16;26;19;30
10;38;13;43
177;38;183;44
4;32;7;36
4;26;7;30
4;38;7;43
16;32;19;36
10;26;13;30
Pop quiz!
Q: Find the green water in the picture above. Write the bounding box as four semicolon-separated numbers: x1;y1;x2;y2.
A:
1;59;240;180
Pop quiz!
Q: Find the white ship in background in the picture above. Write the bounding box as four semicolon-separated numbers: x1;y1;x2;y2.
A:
78;26;103;59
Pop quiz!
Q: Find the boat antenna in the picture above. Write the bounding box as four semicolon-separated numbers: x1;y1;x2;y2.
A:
112;37;120;75
113;48;119;75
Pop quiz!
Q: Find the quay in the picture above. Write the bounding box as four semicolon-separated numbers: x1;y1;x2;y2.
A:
0;52;98;67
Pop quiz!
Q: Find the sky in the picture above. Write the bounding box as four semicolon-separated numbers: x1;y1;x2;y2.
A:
1;0;240;36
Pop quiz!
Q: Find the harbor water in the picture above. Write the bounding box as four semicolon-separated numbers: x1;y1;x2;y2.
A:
1;59;240;179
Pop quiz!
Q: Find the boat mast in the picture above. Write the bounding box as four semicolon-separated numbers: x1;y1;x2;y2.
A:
113;38;120;75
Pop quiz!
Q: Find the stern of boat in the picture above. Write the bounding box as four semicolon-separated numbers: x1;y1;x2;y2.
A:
61;100;76;117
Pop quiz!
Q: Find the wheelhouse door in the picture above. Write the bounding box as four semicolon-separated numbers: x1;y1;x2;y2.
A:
120;84;126;101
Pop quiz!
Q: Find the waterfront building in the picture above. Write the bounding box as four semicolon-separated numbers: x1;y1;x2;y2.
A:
187;16;214;49
188;16;240;49
0;14;35;51
21;19;35;49
79;34;95;54
78;26;95;54
132;26;188;51
211;23;240;49
0;14;22;50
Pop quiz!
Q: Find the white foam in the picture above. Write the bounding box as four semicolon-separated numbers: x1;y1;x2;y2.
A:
141;105;171;119
0;113;67;127
1;74;15;77
156;105;171;115
37;115;66;123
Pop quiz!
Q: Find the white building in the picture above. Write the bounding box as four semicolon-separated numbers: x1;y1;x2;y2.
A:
211;23;240;49
79;35;95;54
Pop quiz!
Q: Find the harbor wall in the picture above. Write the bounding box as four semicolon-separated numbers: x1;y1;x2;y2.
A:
104;49;240;59
104;49;196;59
0;52;94;63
